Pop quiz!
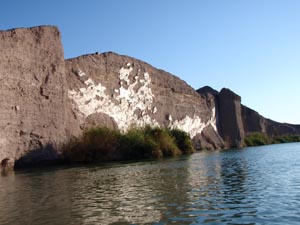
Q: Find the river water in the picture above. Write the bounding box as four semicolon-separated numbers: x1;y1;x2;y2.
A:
1;143;300;225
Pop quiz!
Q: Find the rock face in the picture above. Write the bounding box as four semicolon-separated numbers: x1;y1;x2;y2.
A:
242;105;300;137
198;86;300;147
66;52;224;149
218;88;245;148
1;25;300;169
0;26;67;169
241;106;265;133
198;87;245;148
0;26;225;169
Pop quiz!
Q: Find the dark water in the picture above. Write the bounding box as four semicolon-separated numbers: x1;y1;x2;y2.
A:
1;143;300;225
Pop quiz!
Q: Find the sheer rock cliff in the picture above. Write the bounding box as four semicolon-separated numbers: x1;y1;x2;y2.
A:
0;26;224;169
198;86;300;148
0;25;299;169
65;52;224;150
0;26;67;169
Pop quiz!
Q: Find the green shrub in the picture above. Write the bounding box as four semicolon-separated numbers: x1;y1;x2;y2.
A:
243;133;300;147
62;126;195;164
84;127;122;161
272;135;300;144
244;132;270;147
144;126;182;157
62;137;88;163
120;128;157;159
63;127;122;163
168;129;195;154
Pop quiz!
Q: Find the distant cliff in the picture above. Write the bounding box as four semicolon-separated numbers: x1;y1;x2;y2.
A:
197;86;300;148
0;25;299;170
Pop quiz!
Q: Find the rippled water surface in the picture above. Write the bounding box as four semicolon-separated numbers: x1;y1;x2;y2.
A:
1;143;300;225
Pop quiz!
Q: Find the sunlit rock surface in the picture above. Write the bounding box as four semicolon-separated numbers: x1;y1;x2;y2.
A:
66;52;223;147
1;25;299;168
0;26;67;169
198;86;300;148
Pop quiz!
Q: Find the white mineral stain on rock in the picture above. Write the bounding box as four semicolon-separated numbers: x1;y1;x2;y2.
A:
210;107;217;132
76;69;86;77
68;67;159;132
119;67;133;85
153;106;157;114
84;78;94;86
68;68;217;138
168;107;217;138
68;78;107;116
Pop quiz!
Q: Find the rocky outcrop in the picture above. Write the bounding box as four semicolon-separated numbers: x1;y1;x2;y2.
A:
0;26;226;169
197;86;221;133
242;105;300;137
1;25;299;169
198;86;300;148
218;88;245;148
198;87;245;148
65;52;224;149
0;26;67;169
241;106;265;133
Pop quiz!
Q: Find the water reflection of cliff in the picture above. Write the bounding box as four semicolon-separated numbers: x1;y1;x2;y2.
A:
69;159;197;225
0;150;254;225
183;150;256;223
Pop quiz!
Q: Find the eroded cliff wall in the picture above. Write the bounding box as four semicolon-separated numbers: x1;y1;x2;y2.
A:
1;25;299;169
0;26;67;168
218;88;245;148
65;52;224;150
198;86;300;147
242;105;300;137
0;26;226;169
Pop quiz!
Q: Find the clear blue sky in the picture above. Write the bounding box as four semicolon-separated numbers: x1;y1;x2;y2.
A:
1;0;299;124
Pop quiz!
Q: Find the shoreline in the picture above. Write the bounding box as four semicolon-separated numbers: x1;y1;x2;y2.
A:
1;142;299;177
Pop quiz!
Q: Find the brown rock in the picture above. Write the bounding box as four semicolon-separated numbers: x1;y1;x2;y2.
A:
242;105;300;137
84;113;118;130
218;88;245;148
198;86;300;147
241;105;265;133
2;25;299;169
1;158;14;170
194;125;225;150
197;87;245;148
66;52;224;149
0;26;67;168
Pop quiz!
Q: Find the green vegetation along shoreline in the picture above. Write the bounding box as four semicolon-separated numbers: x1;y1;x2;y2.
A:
244;132;300;147
62;127;300;165
7;128;300;172
63;126;195;164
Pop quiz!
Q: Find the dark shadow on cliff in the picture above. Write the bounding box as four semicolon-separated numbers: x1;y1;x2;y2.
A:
14;144;65;170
